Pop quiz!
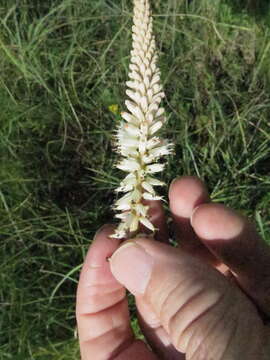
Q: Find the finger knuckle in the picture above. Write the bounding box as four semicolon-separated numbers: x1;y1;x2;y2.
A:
159;277;226;354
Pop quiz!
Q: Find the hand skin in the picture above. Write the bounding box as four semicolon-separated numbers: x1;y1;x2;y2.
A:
76;176;270;360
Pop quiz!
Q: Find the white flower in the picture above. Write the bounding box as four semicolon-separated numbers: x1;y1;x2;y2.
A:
117;159;140;172
142;181;155;194
149;121;163;135
146;177;165;186
139;216;155;232
135;203;149;217
125;100;145;120
146;163;165;174
130;215;139;232
121;112;139;124
115;193;133;210
111;0;173;239
149;144;174;158
142;192;163;201
146;137;161;150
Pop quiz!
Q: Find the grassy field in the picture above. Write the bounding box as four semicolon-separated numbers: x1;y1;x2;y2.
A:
0;0;270;358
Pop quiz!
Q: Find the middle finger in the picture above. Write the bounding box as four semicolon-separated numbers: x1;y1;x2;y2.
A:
169;176;220;266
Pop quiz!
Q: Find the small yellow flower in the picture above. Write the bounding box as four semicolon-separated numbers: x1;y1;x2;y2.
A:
108;104;119;114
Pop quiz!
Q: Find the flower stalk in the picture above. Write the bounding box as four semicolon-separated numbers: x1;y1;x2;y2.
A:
111;0;173;239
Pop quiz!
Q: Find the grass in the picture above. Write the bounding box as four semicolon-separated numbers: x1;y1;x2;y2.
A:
0;0;270;358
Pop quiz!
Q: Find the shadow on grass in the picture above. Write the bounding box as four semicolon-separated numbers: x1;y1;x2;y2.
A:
228;0;270;20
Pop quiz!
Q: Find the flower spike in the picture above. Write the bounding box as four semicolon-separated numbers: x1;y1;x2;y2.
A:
111;0;173;239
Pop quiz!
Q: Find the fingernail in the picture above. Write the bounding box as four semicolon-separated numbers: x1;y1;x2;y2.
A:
94;224;114;240
110;241;154;295
169;177;181;200
190;206;200;226
170;177;181;186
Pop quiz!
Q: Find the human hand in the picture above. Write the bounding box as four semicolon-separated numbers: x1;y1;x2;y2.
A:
76;176;270;359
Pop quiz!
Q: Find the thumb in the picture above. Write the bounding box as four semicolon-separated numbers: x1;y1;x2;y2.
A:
110;238;266;359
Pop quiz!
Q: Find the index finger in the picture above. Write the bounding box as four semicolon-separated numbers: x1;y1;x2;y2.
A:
76;225;158;360
169;176;219;265
76;225;133;359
